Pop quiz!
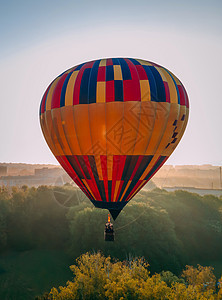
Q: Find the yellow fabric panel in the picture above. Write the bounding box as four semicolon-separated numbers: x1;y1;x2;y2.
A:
106;102;124;155
40;113;59;156
168;70;181;85
113;180;121;202
60;106;81;155
82;179;96;200
96;82;106;103
120;102;141;155
140;80;151;101
155;103;180;156
99;59;106;66
113;65;122;80
45;110;65;156
133;101;157;155
119;180;132;202
46;77;60;111
88;103;106;180
65;71;78;106
145;102;170;155
51;109;72;156
73;105;93;155
155;67;167;82
158;68;178;104
136;59;153;66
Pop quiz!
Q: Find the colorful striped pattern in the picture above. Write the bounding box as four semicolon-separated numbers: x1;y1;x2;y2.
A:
40;58;189;218
40;58;189;114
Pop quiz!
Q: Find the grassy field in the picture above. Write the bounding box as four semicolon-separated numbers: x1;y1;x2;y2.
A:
0;250;72;299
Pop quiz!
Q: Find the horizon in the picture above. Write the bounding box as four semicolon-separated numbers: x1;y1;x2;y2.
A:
1;0;221;165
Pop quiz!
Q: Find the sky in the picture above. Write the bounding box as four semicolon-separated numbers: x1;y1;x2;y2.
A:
0;0;221;166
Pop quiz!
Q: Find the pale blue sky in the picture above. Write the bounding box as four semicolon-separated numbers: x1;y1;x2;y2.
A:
0;0;221;165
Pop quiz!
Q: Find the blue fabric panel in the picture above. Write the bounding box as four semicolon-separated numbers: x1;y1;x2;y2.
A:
112;58;119;65
88;60;100;103
60;71;73;107
118;58;132;80
79;68;91;104
149;66;166;102
143;66;158;101
114;80;123;101
106;65;114;81
128;58;141;65
75;63;85;71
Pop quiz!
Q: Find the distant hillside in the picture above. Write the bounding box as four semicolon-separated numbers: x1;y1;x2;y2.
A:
0;163;222;192
152;165;222;190
0;162;60;176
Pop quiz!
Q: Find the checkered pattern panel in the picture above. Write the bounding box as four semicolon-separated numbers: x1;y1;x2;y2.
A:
40;58;189;114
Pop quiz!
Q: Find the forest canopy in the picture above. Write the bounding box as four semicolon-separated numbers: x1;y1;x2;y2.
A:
0;185;222;298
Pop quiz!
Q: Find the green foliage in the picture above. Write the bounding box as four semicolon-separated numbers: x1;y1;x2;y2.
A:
48;252;222;300
0;186;222;298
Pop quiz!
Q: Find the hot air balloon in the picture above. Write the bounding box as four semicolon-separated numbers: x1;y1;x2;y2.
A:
39;58;189;224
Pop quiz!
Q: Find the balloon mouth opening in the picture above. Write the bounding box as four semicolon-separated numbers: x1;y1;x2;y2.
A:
108;209;122;220
91;200;127;220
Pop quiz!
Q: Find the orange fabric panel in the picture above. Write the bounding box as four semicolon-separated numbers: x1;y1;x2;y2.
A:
44;110;65;156
106;102;124;155
40;113;59;156
164;106;189;157
60;106;81;155
73;104;93;155
51;108;72;156
145;102;170;155
120;101;141;155
88;103;106;180
155;103;180;156
133;101;157;155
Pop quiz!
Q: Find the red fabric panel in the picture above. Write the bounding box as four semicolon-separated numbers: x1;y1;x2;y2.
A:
163;82;171;103
83;155;102;201
115;155;127;180
182;84;189;108
129;156;144;180
106;58;113;66
178;85;186;106
123;59;141;101
40;83;52;114
51;73;69;109
97;66;106;81
106;81;115;102
135;65;148;80
84;179;99;201
100;155;109;202
56;155;93;200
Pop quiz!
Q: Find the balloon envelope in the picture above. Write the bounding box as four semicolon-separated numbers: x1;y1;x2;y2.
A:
40;58;189;219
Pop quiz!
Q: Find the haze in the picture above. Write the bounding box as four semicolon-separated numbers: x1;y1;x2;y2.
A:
0;0;221;165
